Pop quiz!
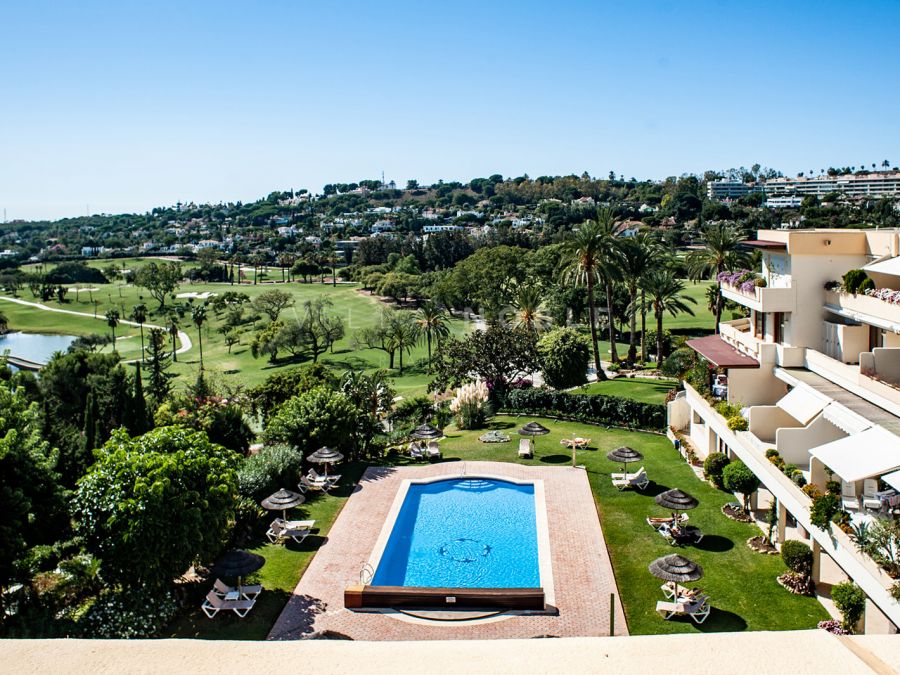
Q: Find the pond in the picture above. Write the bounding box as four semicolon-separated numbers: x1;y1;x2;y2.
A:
0;332;76;365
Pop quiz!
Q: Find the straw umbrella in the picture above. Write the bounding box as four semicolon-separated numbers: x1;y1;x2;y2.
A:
260;488;305;521
212;550;265;597
607;446;644;474
410;423;442;441
655;488;699;526
307;446;344;478
518;421;550;454
648;553;704;599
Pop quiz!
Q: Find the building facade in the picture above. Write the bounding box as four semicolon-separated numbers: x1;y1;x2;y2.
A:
668;228;900;634
763;172;900;198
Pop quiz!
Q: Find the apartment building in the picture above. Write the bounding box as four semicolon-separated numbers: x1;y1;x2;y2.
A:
764;172;900;198
707;180;756;200
668;228;900;634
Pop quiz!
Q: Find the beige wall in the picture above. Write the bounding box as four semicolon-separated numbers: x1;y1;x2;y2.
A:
666;395;691;432
748;406;799;444
838;323;869;364
776;414;847;466
728;367;787;407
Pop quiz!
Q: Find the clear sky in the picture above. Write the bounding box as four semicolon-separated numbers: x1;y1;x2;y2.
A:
2;0;899;221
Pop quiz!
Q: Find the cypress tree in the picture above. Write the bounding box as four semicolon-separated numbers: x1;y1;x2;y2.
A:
131;363;149;434
81;390;99;461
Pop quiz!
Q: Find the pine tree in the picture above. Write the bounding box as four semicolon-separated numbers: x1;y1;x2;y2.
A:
81;390;100;463
145;327;174;406
130;363;149;434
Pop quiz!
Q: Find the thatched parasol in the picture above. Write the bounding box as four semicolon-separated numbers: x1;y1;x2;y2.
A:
518;421;551;455
307;446;344;477
410;423;442;440
212;550;265;594
648;554;704;583
655;488;699;511
260;488;305;521
607;446;644;473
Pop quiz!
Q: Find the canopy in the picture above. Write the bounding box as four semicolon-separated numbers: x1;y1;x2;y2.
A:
863;256;900;277
648;554;704;583
213;550;265;579
686;335;759;369
410;424;442;440
261;488;305;517
607;447;644;471
519;421;550;437
307;447;344;464
777;387;828;425
882;469;900;492
809;427;900;482
655;489;699;511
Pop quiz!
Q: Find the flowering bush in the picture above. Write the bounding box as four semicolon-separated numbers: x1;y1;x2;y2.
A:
449;380;492;430
80;586;179;638
817;619;850;635
865;287;900;304
717;269;762;294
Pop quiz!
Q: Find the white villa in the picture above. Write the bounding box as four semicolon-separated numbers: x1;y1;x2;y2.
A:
668;228;900;634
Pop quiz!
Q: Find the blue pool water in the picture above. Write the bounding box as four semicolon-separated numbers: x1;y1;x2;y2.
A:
371;478;540;588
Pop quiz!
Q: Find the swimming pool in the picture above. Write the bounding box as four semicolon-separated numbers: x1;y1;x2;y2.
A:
371;478;541;589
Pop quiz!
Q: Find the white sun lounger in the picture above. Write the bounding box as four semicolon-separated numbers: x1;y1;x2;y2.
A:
656;594;711;624
409;442;425;461
612;468;648;491
266;518;315;544
518;438;533;458
426;440;441;459
201;590;256;619
841;480;859;511
212;578;262;600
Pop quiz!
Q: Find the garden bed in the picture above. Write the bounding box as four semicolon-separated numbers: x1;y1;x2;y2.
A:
722;502;753;522
747;536;778;555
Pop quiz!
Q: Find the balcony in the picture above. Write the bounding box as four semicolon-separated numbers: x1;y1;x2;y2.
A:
719;319;804;367
824;289;900;331
721;281;796;313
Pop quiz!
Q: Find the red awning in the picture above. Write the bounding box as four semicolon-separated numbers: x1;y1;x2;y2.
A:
686;335;759;369
739;239;786;250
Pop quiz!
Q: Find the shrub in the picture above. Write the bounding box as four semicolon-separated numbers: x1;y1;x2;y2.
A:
818;619;850;635
79;586;178;638
703;452;731;487
715;400;743;418
810;493;841;531
726;415;748;431
781;540;813;576
842;269;871;295
537;328;590;389
890;582;900;602
825;480;841;496
449;380;492;430
765;448;780;459
237;443;304;501
722;460;760;511
831;581;866;632
501;388;665;431
263;386;358;454
802;483;823;499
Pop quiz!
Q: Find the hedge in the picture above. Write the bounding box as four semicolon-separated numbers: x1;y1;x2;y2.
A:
500;388;666;431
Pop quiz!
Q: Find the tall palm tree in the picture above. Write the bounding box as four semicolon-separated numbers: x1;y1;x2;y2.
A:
563;219;607;380
414;300;450;363
593;208;624;363
387;311;418;375
166;313;180;362
130;302;148;362
640;268;697;364
105;309;120;348
191;303;208;370
509;284;553;334
618;234;660;363
686;222;749;332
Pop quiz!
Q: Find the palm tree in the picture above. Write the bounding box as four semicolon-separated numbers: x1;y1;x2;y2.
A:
166;313;180;362
105;309;120;348
509;284;553;334
640;268;697;364
414;300;450;363
562;219;607;380
618;234;659;363
130;302;148;362
191;303;208;370
686;222;749;332
387;311;418;375
593;208;624;363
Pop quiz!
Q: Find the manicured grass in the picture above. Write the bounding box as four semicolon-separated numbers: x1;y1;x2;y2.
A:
573;377;677;404
166;462;367;640
0;277;469;395
410;417;829;635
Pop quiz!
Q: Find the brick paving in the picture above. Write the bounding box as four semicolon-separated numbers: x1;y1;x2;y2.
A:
269;462;628;640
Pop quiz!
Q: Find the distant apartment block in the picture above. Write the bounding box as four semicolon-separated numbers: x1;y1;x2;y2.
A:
422;224;463;233
707;180;757;200
764;172;900;198
766;196;804;209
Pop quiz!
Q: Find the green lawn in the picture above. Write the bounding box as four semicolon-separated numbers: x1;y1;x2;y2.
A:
171;417;827;639
573;377;677;404
0;278;468;395
166;462;367;640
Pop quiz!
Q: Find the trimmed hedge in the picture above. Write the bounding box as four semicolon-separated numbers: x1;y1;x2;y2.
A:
500;388;666;431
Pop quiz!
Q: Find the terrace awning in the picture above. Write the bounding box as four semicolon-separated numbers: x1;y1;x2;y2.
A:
776;387;828;425
809;427;900;482
883;469;900;492
863;256;900;277
686;335;759;369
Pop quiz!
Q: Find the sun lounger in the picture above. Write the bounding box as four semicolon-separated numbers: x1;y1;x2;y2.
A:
266;518;315;544
426;440;442;460
646;514;689;529
409;442;425;461
841;480;859;511
309;469;340;486
518;438;533;459
656;594;710;624
201;590;256;618
656;522;703;546
612;468;649;491
212;578;263;601
611;465;647;481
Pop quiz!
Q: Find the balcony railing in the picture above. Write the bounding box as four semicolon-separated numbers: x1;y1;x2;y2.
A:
824;289;900;330
721;282;796;313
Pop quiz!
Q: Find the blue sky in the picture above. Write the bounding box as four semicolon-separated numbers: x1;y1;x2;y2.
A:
2;0;899;220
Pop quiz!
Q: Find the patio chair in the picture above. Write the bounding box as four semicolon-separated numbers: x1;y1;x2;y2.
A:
266;518;315;544
841;480;859;511
656;523;703;546
612;467;649;491
201;590;256;619
309;468;341;486
647;514;688;530
863;479;883;511
612;465;647;481
212;578;263;601
426;440;442;460
518;438;533;459
298;475;329;493
656;594;710;624
409;442;425;461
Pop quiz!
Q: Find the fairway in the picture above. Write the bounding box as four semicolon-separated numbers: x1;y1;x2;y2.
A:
574;377;677;404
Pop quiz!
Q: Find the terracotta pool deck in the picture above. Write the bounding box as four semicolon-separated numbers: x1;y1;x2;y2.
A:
269;461;628;640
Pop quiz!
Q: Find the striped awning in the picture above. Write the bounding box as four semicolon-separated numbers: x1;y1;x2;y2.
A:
776;387;829;425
